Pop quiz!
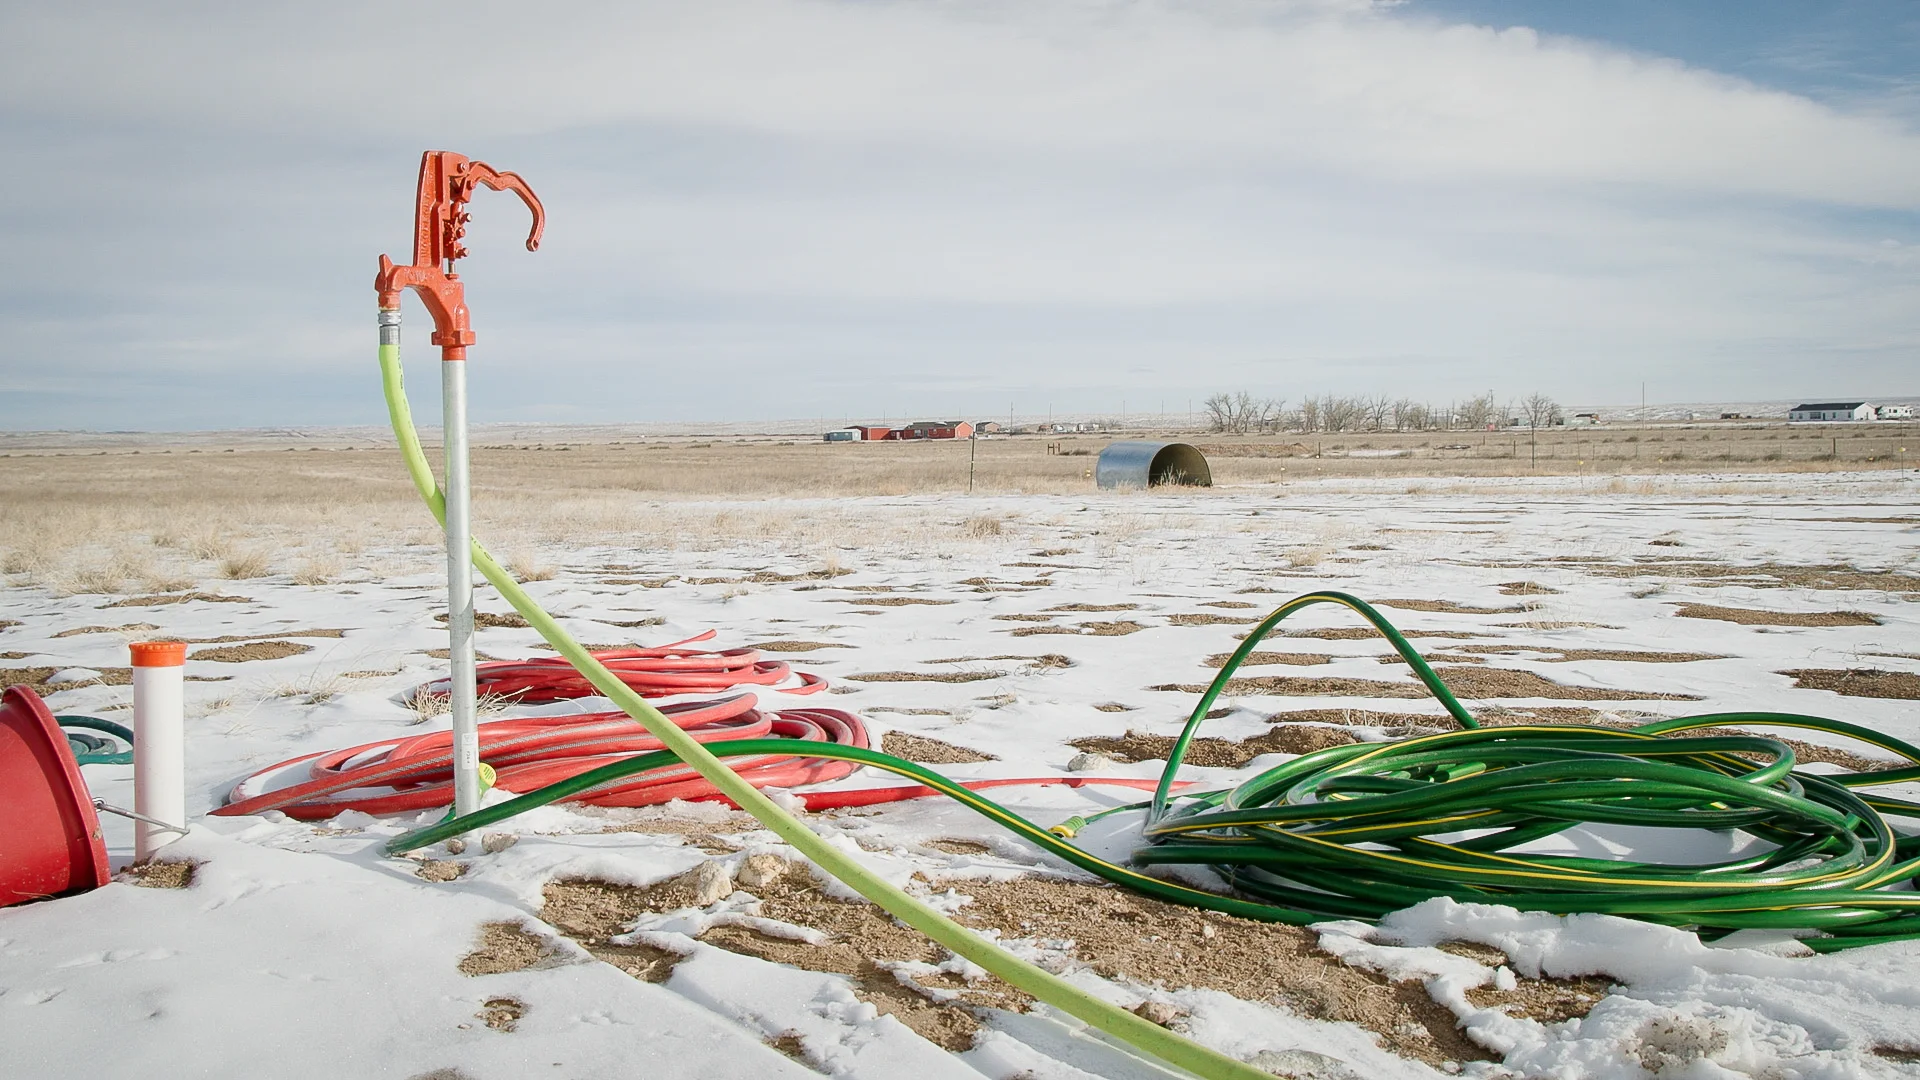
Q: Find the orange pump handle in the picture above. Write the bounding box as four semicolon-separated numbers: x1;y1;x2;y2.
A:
374;151;544;360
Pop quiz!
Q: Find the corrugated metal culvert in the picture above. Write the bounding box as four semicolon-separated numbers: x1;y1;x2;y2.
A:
1094;441;1212;489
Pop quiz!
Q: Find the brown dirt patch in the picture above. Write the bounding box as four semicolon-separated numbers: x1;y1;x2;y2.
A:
1046;603;1137;612
598;617;665;628
1874;1046;1920;1063
435;611;529;628
1675;603;1879;627
1496;620;1622;630
950;877;1494;1069
0;619;18;631
189;640;313;663
2;665;135;691
688;568;852;586
189;629;347;643
1442;645;1726;664
1094;702;1136;712
415;859;467;882
1072;725;1359;767
1463;967;1611;1023
849;670;1005;684
924;838;993;855
841;597;956;607
751;640;851;652
1032;549;1078;557
1497;582;1562;596
119;860;196;889
1778;668;1920;700
924;654;1071;669
479;997;526;1032
1168;613;1262;626
881;731;996;763
53;623;159;638
1011;620;1148;637
2;666;61;691
539;880;693;983
459;922;563;976
1376;599;1530;615
1200;601;1261;609
1590;561;1920;592
102;592;250;607
1;652;32;660
1152;667;1699;701
547;872;1014;1051
1203;651;1333;668
991;613;1056;622
1266;707;1451;730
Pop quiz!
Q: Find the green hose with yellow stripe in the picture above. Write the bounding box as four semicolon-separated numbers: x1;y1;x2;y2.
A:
391;589;1920;952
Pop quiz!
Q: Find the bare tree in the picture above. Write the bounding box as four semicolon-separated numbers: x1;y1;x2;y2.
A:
1361;394;1392;432
1203;393;1233;432
1456;392;1499;431
1204;391;1286;434
1320;395;1363;433
1522;393;1561;430
1297;397;1321;433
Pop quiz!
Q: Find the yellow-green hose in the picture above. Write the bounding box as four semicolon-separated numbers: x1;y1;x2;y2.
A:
378;340;1276;1080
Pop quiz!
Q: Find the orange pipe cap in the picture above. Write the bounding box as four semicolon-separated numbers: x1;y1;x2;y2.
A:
129;641;188;667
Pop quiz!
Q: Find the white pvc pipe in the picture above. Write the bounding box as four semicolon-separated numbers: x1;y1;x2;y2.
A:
442;354;481;818
130;640;187;861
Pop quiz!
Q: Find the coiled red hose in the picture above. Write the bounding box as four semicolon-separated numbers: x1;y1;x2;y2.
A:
418;632;826;703
215;636;1175;821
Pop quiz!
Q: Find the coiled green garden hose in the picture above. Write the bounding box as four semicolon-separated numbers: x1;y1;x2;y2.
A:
57;715;134;765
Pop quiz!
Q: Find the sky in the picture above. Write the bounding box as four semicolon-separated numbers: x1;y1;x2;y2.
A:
1;0;1916;431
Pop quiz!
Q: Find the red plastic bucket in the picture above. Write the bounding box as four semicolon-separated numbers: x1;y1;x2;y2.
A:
0;685;111;906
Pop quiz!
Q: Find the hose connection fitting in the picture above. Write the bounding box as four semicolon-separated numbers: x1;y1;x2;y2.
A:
374;151;544;360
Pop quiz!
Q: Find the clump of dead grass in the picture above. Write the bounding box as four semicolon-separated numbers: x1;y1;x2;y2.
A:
220;549;272;580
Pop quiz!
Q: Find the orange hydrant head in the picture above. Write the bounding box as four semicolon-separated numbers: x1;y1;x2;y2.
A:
375;151;544;360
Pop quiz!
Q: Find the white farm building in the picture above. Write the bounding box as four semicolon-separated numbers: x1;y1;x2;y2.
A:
1788;402;1875;422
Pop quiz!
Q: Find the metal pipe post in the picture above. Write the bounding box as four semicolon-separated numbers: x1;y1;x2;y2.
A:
442;352;482;818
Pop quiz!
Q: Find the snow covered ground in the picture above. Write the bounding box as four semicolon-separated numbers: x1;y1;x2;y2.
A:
3;471;1918;1079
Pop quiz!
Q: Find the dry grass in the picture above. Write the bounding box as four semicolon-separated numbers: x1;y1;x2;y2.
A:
3;422;1910;596
290;556;339;586
220;549;272;580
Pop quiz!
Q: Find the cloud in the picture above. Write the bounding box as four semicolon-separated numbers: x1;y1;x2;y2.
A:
0;1;1915;428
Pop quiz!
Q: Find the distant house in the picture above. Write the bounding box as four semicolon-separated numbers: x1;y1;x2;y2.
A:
850;425;893;441
1788;402;1874;422
822;428;862;442
1878;405;1914;420
895;420;975;440
1567;413;1600;427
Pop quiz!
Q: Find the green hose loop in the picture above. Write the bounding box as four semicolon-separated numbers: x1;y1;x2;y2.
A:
57;715;134;765
377;339;1276;1080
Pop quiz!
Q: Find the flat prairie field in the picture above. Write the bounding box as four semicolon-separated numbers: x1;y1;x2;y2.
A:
2;429;1919;1080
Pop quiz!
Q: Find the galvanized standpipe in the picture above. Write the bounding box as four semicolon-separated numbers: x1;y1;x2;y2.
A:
441;337;481;818
379;306;480;818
